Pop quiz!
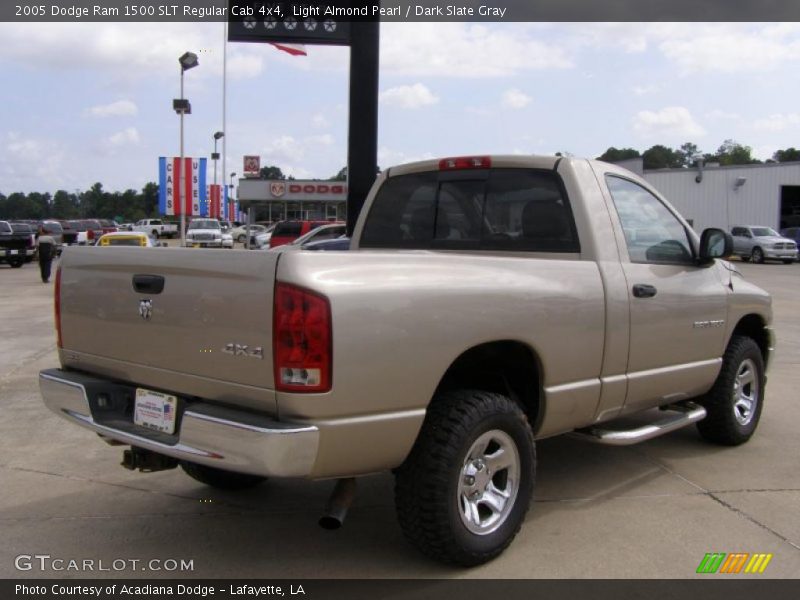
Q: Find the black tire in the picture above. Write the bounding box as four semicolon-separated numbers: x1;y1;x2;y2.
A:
697;336;765;446
782;260;793;265
180;461;266;490
751;247;764;264
237;234;246;243
395;390;535;566
9;258;24;268
152;230;160;239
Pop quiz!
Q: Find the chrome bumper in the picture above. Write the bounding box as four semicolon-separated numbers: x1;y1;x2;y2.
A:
39;369;319;478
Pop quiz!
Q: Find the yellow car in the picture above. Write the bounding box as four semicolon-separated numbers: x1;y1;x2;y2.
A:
96;232;154;247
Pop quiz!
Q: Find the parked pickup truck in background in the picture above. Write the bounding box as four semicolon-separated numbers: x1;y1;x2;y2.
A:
132;218;178;239
1;220;33;267
40;155;773;566
730;225;798;264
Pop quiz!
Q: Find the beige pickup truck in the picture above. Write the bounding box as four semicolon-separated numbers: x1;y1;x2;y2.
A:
40;155;773;566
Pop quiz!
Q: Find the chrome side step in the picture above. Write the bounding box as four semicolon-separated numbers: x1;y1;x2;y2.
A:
569;402;707;446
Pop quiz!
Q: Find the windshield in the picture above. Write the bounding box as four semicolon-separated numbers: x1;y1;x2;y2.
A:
0;222;12;233
188;220;220;230
751;227;779;237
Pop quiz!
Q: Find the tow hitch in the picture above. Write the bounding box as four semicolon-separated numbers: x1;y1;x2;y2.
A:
121;447;179;472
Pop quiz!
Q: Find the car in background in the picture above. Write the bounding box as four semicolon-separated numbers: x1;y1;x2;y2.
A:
779;227;800;259
99;219;119;235
229;223;268;244
221;230;234;249
302;236;350;251
58;220;79;247
267;223;347;253
185;218;224;248
731;225;798;264
69;219;104;246
268;220;333;248
8;222;37;261
96;232;154;247
250;224;279;249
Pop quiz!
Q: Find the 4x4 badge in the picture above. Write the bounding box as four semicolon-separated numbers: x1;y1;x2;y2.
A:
139;299;153;321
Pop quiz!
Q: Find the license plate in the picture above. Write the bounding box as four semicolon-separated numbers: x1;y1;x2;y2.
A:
8;250;18;255
134;388;177;434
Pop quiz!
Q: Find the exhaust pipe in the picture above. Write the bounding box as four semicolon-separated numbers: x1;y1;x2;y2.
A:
319;478;357;530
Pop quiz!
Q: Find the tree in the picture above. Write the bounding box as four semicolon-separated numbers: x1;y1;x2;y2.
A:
712;139;761;166
596;147;640;162
141;182;159;218
677;142;701;167
642;145;683;169
53;190;79;219
772;147;800;163
330;167;347;181
259;165;286;180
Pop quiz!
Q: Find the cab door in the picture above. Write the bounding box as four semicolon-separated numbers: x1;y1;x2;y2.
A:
603;174;729;413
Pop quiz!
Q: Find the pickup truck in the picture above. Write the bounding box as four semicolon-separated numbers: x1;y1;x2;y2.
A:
132;218;178;239
730;225;798;264
1;220;32;267
39;155;773;566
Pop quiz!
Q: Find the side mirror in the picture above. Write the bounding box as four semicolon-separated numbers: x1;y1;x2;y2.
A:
698;228;733;266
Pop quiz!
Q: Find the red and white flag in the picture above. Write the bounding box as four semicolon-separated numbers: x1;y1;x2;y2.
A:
270;42;307;57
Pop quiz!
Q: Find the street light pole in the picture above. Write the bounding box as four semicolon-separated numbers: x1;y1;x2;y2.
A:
212;131;223;219
174;51;198;247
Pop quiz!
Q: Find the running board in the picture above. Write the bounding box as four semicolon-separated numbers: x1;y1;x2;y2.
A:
569;402;707;446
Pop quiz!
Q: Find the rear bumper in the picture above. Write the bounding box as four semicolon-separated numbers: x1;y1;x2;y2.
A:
39;369;319;478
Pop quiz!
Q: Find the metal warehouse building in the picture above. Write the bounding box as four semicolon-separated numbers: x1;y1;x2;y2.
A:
625;159;800;233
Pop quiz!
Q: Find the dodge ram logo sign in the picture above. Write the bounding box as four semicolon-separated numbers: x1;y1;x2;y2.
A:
270;182;286;198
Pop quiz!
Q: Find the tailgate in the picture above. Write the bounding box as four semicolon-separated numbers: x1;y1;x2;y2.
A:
59;247;278;399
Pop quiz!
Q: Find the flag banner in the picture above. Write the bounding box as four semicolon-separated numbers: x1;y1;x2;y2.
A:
270;42;308;56
158;157;206;217
208;184;222;219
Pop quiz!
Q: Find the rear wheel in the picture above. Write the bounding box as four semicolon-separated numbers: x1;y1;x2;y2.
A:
395;390;535;566
697;335;765;445
151;230;160;239
237;234;246;243
180;462;266;490
782;260;793;265
751;247;764;264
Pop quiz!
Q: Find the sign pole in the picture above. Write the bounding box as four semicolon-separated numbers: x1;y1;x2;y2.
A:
346;21;380;236
179;68;186;247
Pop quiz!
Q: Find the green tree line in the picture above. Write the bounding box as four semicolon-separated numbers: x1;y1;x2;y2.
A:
0;182;160;222
596;141;800;169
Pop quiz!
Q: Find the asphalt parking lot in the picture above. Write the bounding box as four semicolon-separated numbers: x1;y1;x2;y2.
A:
1;257;798;579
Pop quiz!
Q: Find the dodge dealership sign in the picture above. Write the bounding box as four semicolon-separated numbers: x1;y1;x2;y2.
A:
238;178;348;202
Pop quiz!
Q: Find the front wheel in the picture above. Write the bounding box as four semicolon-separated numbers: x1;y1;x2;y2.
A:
395;390;535;566
9;258;24;268
751;247;764;264
180;461;267;490
697;335;765;445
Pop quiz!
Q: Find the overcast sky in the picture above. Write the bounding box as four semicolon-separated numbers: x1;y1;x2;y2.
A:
2;21;800;194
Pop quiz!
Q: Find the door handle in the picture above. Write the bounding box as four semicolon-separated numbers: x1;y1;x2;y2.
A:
132;274;165;294
632;284;657;298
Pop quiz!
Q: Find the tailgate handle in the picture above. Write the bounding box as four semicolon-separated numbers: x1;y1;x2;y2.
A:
132;274;165;294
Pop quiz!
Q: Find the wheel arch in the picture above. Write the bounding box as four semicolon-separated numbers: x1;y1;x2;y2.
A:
730;314;771;369
433;340;544;433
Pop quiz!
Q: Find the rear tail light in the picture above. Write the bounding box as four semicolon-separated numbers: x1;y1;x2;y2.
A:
438;156;491;170
273;282;332;393
55;265;63;348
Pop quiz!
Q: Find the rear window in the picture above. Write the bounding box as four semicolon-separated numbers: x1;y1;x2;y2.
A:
43;221;63;233
360;169;580;252
274;222;303;237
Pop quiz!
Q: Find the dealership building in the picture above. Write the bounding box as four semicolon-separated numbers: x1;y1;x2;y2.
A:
614;158;800;233
237;178;347;222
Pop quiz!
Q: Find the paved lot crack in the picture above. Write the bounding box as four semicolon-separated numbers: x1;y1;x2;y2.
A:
632;449;800;552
